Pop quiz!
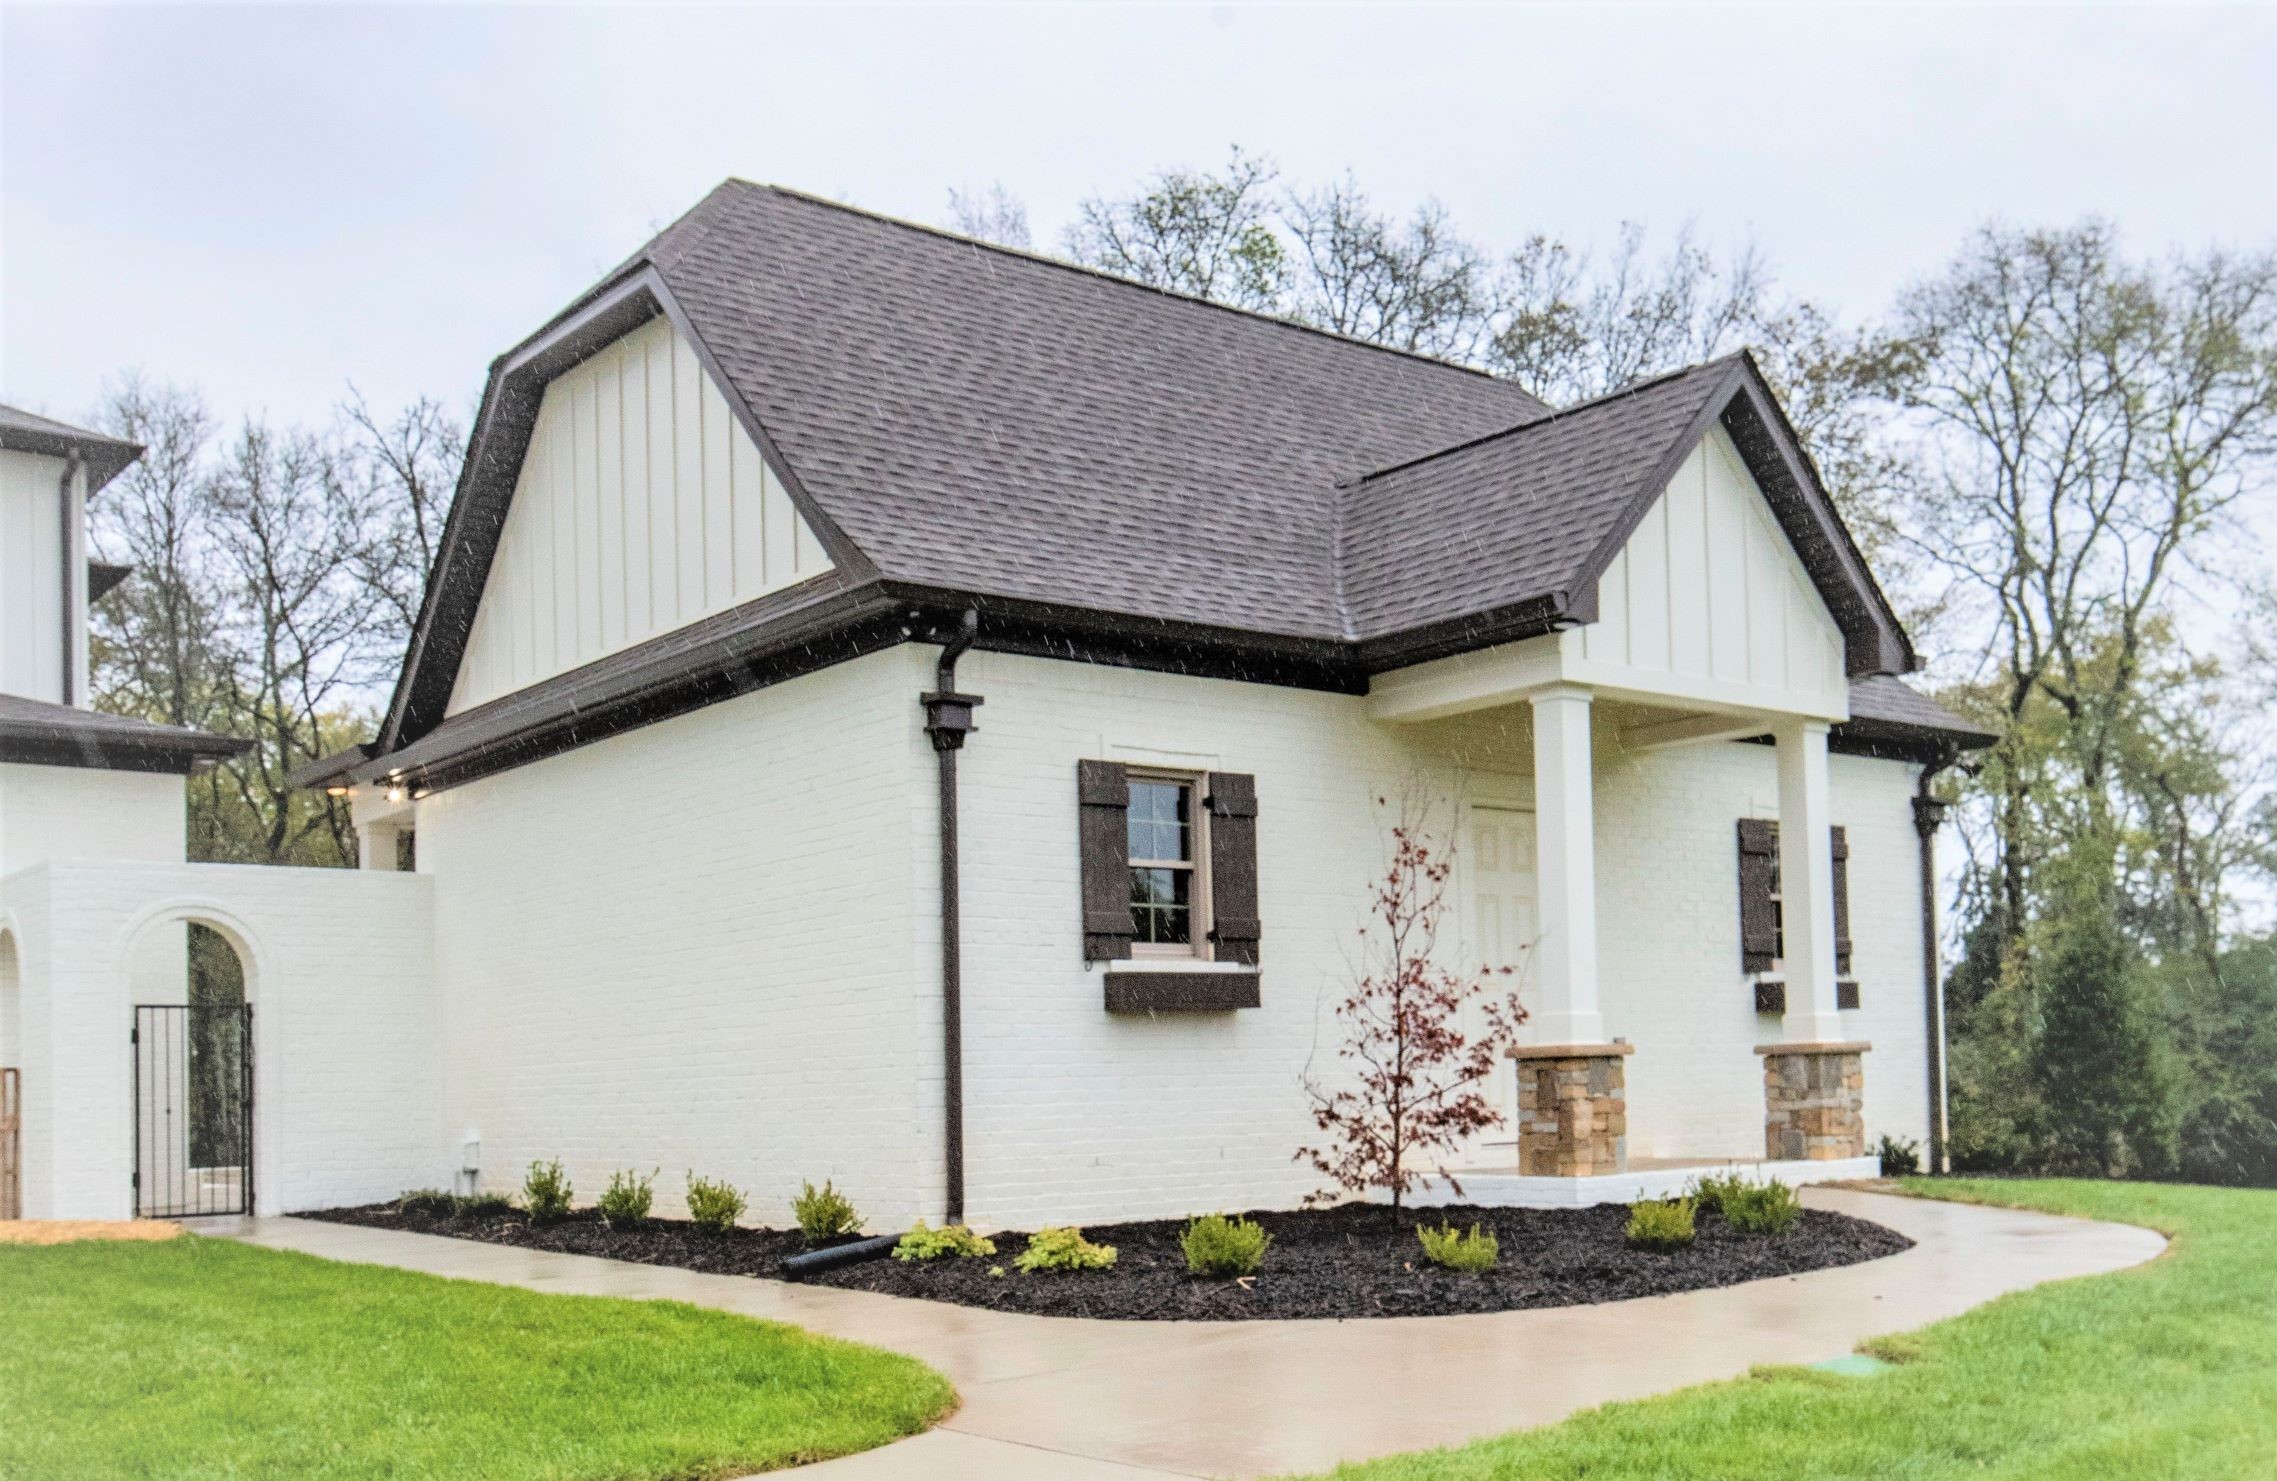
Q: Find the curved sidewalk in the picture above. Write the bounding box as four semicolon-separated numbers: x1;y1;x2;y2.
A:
219;1188;2165;1480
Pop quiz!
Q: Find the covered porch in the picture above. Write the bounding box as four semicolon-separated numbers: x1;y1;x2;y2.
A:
1373;607;1880;1197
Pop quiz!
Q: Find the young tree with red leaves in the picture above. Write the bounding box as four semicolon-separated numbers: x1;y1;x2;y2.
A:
1298;797;1526;1209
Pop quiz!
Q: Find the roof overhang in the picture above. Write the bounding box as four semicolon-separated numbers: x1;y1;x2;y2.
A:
0;697;249;776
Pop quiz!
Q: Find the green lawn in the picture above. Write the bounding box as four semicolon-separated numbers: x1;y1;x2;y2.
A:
1294;1178;2276;1480
0;1233;955;1480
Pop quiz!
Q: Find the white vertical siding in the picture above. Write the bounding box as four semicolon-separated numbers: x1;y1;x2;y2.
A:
0;448;71;705
1578;426;1846;714
447;316;834;715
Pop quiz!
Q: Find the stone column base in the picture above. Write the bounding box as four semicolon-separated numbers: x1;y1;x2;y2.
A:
1755;1041;1871;1161
1511;1043;1633;1176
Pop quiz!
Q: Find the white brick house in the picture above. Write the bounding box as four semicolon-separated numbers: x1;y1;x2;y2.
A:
4;184;1990;1228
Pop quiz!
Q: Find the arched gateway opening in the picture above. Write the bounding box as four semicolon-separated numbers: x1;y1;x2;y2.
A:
130;918;253;1217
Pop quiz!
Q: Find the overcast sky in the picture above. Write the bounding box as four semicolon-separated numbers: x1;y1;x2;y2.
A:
6;2;2277;435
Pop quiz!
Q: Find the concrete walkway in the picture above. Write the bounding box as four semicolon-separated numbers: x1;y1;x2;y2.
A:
215;1188;2164;1480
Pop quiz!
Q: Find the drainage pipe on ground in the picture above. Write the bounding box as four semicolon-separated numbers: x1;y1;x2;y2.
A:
920;609;983;1224
780;1234;903;1280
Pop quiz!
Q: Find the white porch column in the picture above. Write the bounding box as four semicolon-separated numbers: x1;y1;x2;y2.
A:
1775;719;1844;1043
1529;685;1603;1045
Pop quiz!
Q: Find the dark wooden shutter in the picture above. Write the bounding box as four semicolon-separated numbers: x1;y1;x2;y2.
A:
1736;817;1779;973
1078;760;1133;961
1205;772;1261;966
1830;824;1853;977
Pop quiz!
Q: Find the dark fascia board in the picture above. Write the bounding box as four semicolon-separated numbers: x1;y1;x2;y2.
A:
1561;355;1915;682
881;583;1367;694
88;561;134;605
0;721;249;776
349;575;904;794
1353;592;1574;674
379;265;882;755
1718;371;1916;676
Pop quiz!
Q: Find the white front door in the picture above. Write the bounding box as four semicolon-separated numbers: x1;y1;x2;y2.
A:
1460;803;1538;1168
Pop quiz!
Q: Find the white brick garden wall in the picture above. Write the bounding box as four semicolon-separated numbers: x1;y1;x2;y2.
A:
0;860;435;1220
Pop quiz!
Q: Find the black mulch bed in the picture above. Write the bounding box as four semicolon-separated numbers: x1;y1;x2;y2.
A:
307;1198;1911;1322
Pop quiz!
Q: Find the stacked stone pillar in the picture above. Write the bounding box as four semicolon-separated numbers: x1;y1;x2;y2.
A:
1756;1041;1870;1161
1512;1043;1632;1176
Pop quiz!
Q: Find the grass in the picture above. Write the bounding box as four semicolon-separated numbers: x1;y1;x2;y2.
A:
1291;1178;2277;1480
0;1233;956;1480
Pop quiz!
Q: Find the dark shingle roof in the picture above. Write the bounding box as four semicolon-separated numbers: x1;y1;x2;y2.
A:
1340;360;1738;640
375;182;1931;761
0;692;249;774
0;403;143;491
1842;674;1998;751
645;183;1549;641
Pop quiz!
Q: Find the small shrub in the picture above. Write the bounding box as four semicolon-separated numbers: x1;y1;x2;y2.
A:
457;1191;515;1219
1013;1226;1118;1273
894;1221;998;1261
1720;1179;1802;1236
1688;1170;1750;1215
599;1168;655;1229
394;1188;458;1218
1626;1196;1697;1252
1181;1214;1271;1278
793;1180;863;1246
1416;1221;1499;1272
1877;1133;1922;1176
986;1265;1006;1279
685;1173;747;1233
523;1160;573;1224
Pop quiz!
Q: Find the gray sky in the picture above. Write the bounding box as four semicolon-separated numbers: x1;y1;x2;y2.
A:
6;2;2277;433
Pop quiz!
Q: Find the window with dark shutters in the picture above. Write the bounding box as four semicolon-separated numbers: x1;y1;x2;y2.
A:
1078;759;1134;961
1079;761;1263;971
1205;772;1260;965
1735;818;1853;980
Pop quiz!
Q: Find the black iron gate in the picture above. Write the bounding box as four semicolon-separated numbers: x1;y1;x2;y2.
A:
133;1004;253;1217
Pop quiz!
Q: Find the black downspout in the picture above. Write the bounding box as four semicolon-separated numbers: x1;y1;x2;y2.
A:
921;610;983;1224
1912;751;1957;1174
58;454;83;707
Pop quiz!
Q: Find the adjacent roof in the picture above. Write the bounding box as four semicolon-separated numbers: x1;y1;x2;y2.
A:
358;181;1953;780
0;693;250;774
0;403;143;492
1839;674;1999;755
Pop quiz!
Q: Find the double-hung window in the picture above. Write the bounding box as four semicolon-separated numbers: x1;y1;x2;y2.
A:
1126;773;1210;957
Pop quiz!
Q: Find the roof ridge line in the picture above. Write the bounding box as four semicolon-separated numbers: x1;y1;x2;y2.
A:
1347;354;1749;487
729;180;1538;396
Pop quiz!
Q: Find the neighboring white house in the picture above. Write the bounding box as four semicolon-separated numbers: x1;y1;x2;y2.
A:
6;183;1992;1228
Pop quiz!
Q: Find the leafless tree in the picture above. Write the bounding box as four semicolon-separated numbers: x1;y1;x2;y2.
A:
341;388;462;642
1282;178;1496;361
945;182;1032;250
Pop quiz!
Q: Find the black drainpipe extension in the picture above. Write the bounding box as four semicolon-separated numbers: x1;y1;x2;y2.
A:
58;453;84;706
921;609;983;1224
1912;749;1958;1174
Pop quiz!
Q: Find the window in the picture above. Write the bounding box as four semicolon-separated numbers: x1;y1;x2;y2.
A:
1127;774;1210;957
1766;847;1785;963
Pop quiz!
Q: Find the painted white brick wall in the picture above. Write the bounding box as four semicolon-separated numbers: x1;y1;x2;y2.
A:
0;860;436;1220
413;648;934;1230
0;762;185;878
950;651;1933;1226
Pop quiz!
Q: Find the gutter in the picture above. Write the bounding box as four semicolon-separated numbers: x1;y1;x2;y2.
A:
1912;750;1959;1173
920;609;983;1224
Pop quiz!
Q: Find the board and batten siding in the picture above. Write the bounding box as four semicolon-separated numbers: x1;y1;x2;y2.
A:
0;447;84;707
447;315;833;715
1575;425;1847;716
